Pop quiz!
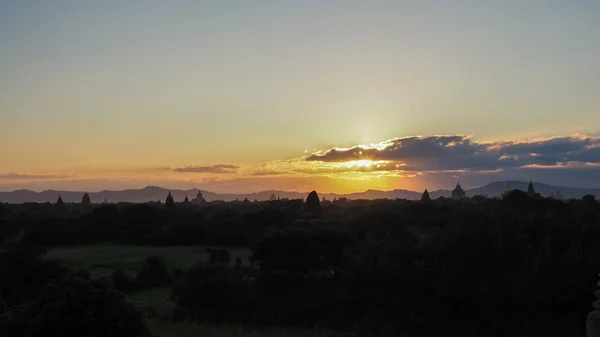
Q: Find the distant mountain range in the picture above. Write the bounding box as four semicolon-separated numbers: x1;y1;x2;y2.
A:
1;181;599;204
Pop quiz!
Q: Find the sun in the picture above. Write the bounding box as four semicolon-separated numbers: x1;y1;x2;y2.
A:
344;160;376;168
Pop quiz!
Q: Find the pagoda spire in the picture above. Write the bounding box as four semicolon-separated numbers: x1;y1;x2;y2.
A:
82;193;91;205
421;189;431;202
165;192;174;206
527;180;536;196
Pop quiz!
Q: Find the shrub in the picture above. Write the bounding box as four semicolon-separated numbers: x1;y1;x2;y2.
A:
136;256;172;288
206;247;231;264
583;194;597;206
0;248;68;306
112;270;137;293
2;277;152;337
171;264;254;322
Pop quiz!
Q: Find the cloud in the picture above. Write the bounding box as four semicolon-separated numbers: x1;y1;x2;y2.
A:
0;173;75;180
306;136;477;162
170;164;239;174
305;135;600;172
249;169;288;176
293;162;402;174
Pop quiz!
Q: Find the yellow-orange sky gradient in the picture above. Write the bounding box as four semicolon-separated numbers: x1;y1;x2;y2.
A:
2;2;600;193
3;134;600;193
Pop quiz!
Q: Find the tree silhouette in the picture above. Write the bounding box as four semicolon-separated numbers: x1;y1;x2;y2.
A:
56;195;64;206
305;191;321;213
81;193;91;205
3;277;152;337
587;266;600;337
583;194;596;205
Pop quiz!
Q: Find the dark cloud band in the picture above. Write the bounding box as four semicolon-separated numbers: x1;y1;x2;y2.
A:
305;135;600;172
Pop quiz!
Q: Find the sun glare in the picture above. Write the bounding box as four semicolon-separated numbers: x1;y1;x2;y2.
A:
344;160;376;168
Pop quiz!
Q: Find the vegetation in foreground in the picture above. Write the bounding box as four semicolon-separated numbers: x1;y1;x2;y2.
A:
1;191;600;336
44;245;251;278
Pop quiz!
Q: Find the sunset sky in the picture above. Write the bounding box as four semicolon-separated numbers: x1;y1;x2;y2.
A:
1;1;600;193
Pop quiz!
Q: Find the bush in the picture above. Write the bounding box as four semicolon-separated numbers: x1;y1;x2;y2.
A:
583;194;597;207
0;248;68;306
206;247;231;264
171;264;255;322
136;256;172;288
112;270;137;293
2;277;152;337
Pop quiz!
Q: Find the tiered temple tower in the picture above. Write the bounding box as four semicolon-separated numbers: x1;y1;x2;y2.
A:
452;182;466;200
192;191;206;204
165;192;174;206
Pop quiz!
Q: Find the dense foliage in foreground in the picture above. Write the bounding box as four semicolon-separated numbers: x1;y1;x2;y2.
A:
1;191;600;336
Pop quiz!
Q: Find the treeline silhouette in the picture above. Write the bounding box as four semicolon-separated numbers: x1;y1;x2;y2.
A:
1;191;600;336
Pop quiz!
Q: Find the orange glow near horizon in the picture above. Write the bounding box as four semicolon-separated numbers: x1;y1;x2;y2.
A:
4;133;600;193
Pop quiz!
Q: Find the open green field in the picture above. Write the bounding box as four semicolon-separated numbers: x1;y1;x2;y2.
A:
43;245;350;337
44;245;252;278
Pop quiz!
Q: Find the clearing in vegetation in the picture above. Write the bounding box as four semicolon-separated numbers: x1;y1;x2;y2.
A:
44;245;252;278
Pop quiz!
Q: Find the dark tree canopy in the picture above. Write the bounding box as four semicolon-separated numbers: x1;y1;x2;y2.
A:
81;193;91;205
3;277;152;337
583;194;596;204
4;190;600;337
503;189;530;205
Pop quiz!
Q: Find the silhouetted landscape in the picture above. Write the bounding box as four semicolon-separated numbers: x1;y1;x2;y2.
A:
2;180;599;204
3;1;600;336
2;185;600;336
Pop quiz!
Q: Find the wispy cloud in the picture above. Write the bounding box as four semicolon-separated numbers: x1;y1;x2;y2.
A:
249;169;288;176
169;164;240;174
0;173;76;180
5;135;600;192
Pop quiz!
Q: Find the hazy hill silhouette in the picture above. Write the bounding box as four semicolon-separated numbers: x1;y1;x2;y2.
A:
1;181;599;203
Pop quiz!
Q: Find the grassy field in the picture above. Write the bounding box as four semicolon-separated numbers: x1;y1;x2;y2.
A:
44;245;350;337
44;245;252;278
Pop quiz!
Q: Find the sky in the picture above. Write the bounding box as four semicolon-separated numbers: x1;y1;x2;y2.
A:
1;1;600;193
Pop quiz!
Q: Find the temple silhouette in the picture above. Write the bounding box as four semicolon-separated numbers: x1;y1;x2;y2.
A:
452;182;466;200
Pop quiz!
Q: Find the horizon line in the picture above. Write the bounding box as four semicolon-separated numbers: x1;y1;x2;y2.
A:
1;179;597;195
